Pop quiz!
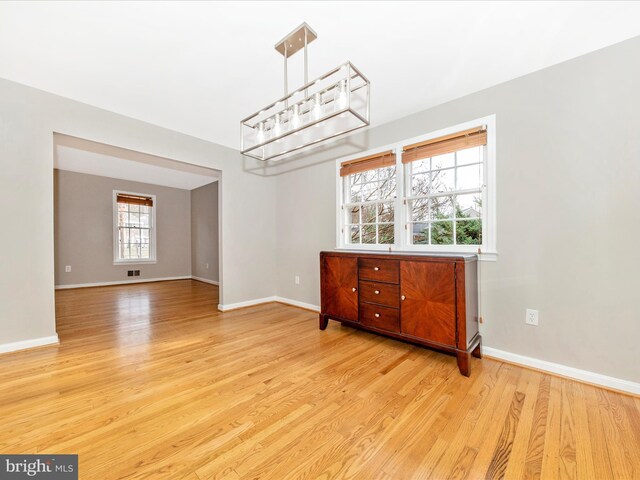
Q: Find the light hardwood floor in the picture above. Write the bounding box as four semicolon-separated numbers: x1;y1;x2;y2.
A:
0;280;638;479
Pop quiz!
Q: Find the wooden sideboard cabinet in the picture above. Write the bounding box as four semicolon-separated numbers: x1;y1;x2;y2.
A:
319;250;481;376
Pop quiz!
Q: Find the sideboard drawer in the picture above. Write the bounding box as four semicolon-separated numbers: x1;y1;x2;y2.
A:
359;303;400;333
358;258;399;284
359;280;400;308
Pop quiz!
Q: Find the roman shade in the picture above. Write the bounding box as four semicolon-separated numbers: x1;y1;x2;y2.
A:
402;126;487;164
340;150;396;177
116;193;153;207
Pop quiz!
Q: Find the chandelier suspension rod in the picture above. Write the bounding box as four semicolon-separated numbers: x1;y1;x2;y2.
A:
283;28;310;107
284;43;288;107
304;28;308;97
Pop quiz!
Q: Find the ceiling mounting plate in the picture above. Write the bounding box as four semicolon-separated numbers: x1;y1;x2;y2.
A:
275;22;318;58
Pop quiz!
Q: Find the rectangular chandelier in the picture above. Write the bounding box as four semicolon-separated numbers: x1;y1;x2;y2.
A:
240;24;370;162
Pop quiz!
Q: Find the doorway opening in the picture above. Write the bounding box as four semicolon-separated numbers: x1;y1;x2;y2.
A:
52;133;221;334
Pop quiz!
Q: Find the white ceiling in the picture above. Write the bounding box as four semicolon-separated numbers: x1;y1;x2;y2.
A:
2;2;640;151
54;134;219;190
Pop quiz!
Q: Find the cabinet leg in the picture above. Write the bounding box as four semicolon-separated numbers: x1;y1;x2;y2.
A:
319;314;329;331
472;337;482;359
456;350;471;377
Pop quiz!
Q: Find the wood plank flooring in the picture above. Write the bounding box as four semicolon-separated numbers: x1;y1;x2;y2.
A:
0;279;638;479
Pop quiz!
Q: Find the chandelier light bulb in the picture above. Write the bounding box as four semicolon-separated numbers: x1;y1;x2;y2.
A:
255;121;266;144
273;113;283;138
312;92;323;121
335;79;348;110
290;104;301;130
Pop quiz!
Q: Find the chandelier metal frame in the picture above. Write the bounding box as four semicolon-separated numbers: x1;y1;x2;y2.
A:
240;23;370;161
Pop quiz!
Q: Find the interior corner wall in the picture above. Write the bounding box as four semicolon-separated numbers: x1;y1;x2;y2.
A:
191;181;219;283
275;36;640;383
0;77;277;346
54;169;192;286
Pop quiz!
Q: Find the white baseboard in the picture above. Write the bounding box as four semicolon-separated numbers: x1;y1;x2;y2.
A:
274;296;320;312
55;276;192;289
191;276;219;286
217;296;320;313
0;335;59;355
218;296;278;312
483;346;640;396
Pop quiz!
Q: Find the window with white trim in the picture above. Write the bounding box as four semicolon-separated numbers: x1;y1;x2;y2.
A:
337;116;496;258
341;151;396;246
113;192;156;263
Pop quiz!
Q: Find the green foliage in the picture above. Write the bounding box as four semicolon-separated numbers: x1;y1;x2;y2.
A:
427;198;482;245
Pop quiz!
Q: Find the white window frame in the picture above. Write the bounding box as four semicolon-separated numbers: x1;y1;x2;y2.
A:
336;115;497;261
112;190;157;265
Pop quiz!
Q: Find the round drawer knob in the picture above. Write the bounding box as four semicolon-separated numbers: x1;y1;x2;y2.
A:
352;287;357;292
374;267;380;271
374;313;380;318
374;290;380;295
401;295;406;301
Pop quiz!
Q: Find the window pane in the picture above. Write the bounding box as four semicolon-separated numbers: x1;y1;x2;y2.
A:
119;227;129;244
456;219;482;245
430;168;454;193
362;224;376;244
348;206;360;224
129;212;140;227
130;228;141;243
411;158;430;174
378;202;394;223
361;204;376;224
432;195;454;220
360;170;377;184
350;183;361;203
456;193;482;219
378;224;394;244
118;212;128;227
412;223;429;244
118;203;128;212
121;244;130;259
456;163;483;191
128;204;140;213
431;152;455;170
456;146;481;166
379;177;396;200
410;198;429;222
411;173;430;196
350;225;361;244
140;205;150;214
140;244;150;258
361;182;377;202
141;229;150;244
431;221;454;245
140;214;150;228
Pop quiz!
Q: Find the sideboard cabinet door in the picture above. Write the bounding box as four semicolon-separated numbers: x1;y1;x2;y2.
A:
321;256;359;322
400;261;456;346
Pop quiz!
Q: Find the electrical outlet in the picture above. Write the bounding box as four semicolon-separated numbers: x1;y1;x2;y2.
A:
65;265;71;273
526;309;539;326
134;270;140;276
295;275;300;285
128;270;134;277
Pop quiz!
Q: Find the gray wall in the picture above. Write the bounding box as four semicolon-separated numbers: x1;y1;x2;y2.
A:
274;36;640;383
191;181;219;282
0;75;276;346
54;169;192;286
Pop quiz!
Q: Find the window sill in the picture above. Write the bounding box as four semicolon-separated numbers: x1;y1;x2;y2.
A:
113;259;157;265
336;245;497;261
